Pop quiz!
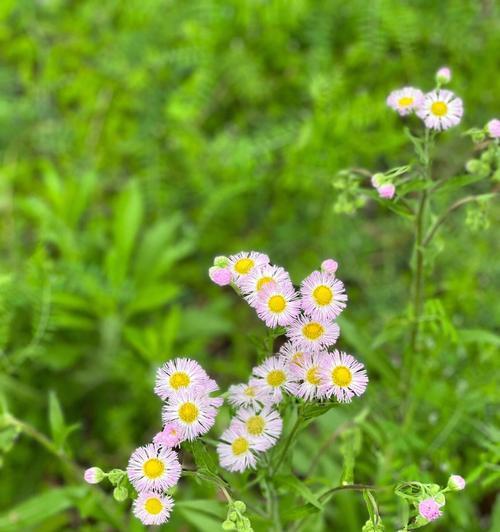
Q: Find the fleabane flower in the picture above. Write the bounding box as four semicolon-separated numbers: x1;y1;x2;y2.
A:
153;422;183;448
240;264;293;307
417;90;463;131
300;270;347;321
278;340;305;367
255;282;301;328
228;251;270;285
286;315;340;352
154;358;211;400
319;350;368;403
162;388;223;441
386;87;424;116
217;425;268;473
127;443;181;492
486;119;500;139
289;351;328;401
418;498;443;522
232;406;283;451
377;183;396;199
252;356;294;403
228;379;271;409
133;491;174;526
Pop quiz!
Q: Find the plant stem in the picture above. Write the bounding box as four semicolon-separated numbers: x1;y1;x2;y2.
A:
271;406;303;475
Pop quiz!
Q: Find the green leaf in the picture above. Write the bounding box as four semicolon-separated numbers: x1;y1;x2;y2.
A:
48;391;66;450
275;475;323;510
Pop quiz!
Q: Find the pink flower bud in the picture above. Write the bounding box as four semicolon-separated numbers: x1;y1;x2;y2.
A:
448;474;466;491
84;467;104;484
486;119;500;139
377;183;395;199
418;498;442;521
321;259;338;275
153;422;183;448
436;67;451;83
209;267;232;286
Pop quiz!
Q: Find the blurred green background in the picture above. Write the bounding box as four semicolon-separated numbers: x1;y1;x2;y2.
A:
0;0;499;530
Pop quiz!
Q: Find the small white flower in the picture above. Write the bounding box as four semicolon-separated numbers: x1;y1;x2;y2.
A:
417;90;463;131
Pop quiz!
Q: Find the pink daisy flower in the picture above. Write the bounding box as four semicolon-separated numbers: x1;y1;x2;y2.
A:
162;388;223;441
153;422;183;448
228;251;270;285
278;340;306;367
319;350;368;403
418;498;442;522
127;443;181;492
227;379;272;409
240;264;293;307
321;259;338;275
386;87;424;116
255;282;302;328
289;351;328;401
232;406;283;451
486;119;500;139
154;358;212;400
132;491;174;526
217;425;268;473
286;315;340;352
417;90;463;131
300;270;347;321
252;356;295;403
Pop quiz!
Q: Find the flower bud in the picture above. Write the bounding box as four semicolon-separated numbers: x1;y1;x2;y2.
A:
213;255;230;268
447;474;466;491
465;159;481;174
107;468;126;486
233;500;246;513
222;520;236;530
84;467;104;484
377;183;396;199
228;511;238;522
436;67;451;84
209;267;232;286
486;118;500;139
113;486;128;501
321;259;338;275
371;173;384;188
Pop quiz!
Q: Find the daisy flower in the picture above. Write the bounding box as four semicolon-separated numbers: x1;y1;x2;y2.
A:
289;351;328;401
319;350;368;403
252;356;294;403
286;315;340;352
154;358;211;400
127;443;181;492
240;264;293;307
255;282;301;328
417;89;463;131
162;388;223;441
278;340;305;367
133;491;174;526
153;421;183;448
228;251;270;284
227;379;271;409
232;406;283;451
386;87;424;116
217;425;268;473
300;270;347;321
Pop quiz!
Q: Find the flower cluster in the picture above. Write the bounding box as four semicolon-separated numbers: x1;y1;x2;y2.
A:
211;252;368;473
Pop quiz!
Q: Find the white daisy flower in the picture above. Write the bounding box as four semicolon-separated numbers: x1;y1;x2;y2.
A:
227;378;272;409
319;350;368;403
300;270;348;321
289;351;328;401
240;264;293;307
255;282;302;328
252;356;294;403
228;251;270;285
232;406;283;451
386;87;424;116
162;388;223;441
286;315;340;352
217;425;268;473
133;491;174;526
416;89;463;131
154;357;212;400
127;443;181;492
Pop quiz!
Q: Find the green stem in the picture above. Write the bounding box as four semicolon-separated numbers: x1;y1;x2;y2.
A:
271;406;303;475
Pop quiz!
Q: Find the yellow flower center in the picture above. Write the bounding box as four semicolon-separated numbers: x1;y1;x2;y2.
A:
306;367;321;385
143;458;165;479
246;415;265;436
312;285;333;306
256;276;273;290
332;366;352;387
235;258;254;274
302;322;324;340
268;294;286;313
178;401;199;423
398;96;414;107
169;371;190;390
231;437;249;456
145;497;163;515
266;369;286;387
244;386;255;397
431;101;448;117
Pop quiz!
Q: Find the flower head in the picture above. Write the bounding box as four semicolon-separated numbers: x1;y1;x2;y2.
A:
286;315;340;352
133;492;174;526
153;422;183;448
209;267;232;286
227;379;271;409
127;443;181;492
321;259;338;275
255;282;302;328
252;356;294;403
486;119;500;139
154;358;212;400
300;270;347;321
386;87;424;116
377;183;396;199
418;498;443;522
232;406;283;451
319;350;368;402
417;90;463;131
240;264;293;307
436;66;451;84
84;467;104;484
228;251;270;284
448;474;466;491
217;425;268;473
162;388;223;440
289;351;328;401
278;340;306;367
